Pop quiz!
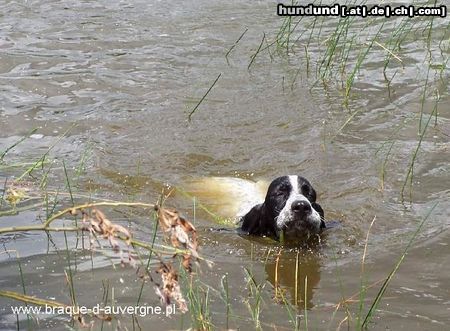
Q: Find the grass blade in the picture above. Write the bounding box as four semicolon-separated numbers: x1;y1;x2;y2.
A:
362;202;438;328
187;73;222;122
0;128;38;162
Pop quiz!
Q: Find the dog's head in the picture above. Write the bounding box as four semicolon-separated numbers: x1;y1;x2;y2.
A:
240;175;325;239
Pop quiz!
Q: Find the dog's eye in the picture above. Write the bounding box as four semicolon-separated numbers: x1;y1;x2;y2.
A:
301;184;310;194
275;186;289;196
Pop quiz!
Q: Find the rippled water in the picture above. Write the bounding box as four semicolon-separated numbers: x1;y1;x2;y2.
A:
0;0;449;330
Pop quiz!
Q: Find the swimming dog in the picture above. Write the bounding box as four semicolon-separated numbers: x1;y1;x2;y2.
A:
240;175;325;239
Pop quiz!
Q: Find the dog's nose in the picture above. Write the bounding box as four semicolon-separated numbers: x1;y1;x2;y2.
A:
291;200;311;215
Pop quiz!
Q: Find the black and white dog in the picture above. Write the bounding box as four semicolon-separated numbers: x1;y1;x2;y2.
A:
240;175;325;239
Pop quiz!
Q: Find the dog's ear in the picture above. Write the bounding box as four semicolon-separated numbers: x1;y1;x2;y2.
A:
241;204;264;235
311;202;326;228
309;186;317;202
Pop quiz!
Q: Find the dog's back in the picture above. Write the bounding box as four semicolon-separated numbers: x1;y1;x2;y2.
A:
184;177;269;219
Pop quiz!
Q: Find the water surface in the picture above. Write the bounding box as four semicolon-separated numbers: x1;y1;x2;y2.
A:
0;0;449;330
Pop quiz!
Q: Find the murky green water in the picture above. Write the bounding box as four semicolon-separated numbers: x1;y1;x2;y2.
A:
0;0;449;330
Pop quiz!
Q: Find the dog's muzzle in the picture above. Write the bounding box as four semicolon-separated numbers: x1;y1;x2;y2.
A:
291;200;312;218
277;196;322;234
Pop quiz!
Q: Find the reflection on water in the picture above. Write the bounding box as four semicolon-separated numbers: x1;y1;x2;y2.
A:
265;250;322;309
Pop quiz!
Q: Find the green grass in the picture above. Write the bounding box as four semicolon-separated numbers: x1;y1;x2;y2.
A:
401;94;440;202
182;269;214;331
15;251;33;329
0;129;441;329
361;202;438;327
187;73;222;122
0;3;447;328
243;267;264;330
256;0;448;202
0;128;38;163
225;27;249;64
136;208;159;305
219;274;233;329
